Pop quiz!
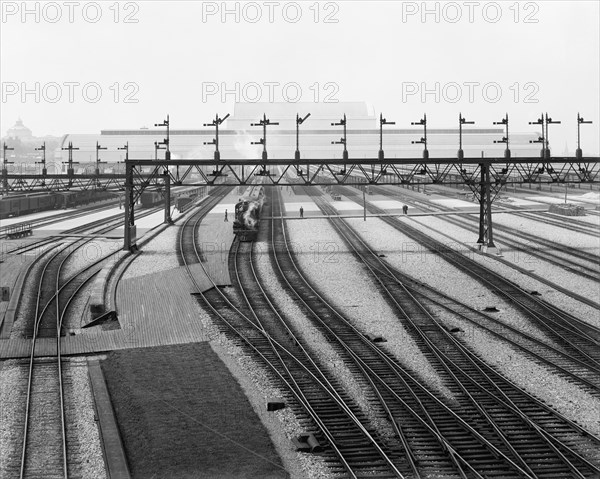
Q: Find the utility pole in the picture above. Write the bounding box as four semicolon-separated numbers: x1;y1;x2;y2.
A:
493;113;510;158
95;142;107;176
544;113;561;160
251;114;279;176
331;114;348;175
2;143;15;194
35;142;47;176
379;113;395;160
411;114;428;159
458;113;474;160
61;142;79;186
576;113;593;160
204;113;230;161
295;112;311;177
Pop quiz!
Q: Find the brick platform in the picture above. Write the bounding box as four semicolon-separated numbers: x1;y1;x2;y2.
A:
0;265;214;359
0;255;35;338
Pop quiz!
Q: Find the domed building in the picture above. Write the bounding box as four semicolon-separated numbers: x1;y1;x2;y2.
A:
6;118;33;140
2;119;62;169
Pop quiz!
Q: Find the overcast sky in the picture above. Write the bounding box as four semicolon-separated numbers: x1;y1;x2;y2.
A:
2;0;599;154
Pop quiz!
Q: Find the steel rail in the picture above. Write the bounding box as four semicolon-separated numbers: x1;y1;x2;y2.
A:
327;191;600;439
341;185;600;361
357;252;600;392
4;204;163;256
258;205;420;477
310;190;600;477
512;211;600;237
233;240;402;478
0;202;119;238
177;194;400;478
362;181;600;274
241;233;406;476
17;206;153;478
405;285;600;392
270;188;534;478
20;245;63;478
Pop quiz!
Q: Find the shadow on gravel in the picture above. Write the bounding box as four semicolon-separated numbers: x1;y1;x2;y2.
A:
100;342;288;479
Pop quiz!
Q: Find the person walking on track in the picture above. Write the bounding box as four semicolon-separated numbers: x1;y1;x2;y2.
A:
224;209;228;222
300;206;304;218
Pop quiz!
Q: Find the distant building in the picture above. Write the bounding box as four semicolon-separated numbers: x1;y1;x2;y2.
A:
2;119;62;171
60;102;542;165
6;118;33;140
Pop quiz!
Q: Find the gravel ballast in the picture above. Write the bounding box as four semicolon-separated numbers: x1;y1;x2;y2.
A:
0;360;27;477
0;358;106;478
337;212;600;435
210;339;334;479
427;302;600;437
284;214;453;398
492;212;599;251
121;224;182;279
253;232;398;441
100;208;330;478
407;215;599;326
63;358;107;478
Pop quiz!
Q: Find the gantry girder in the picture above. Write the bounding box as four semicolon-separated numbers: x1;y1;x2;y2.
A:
115;156;599;252
2;156;598;253
125;156;600;187
3;156;599;193
1;174;130;193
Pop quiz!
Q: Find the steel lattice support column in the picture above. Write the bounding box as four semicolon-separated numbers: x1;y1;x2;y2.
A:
477;163;486;245
164;169;172;224
477;163;497;253
123;162;136;251
2;168;7;195
485;163;496;251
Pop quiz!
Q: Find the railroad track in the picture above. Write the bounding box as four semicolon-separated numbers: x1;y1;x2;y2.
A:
268;188;530;477
14;207;163;339
3;204;164;338
423;185;600;237
459;214;599;281
178;187;406;478
5;205;153;478
511;210;600;238
298;186;600;477
373;184;600;281
4;189;218;478
173;183;600;477
229;238;406;477
13;253;71;478
400;213;600;311
11;247;107;477
339;185;600;366
0;200;120;240
356;185;600;391
396;279;600;395
2;205;152;257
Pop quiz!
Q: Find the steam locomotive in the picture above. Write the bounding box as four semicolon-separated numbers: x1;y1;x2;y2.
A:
233;186;265;241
